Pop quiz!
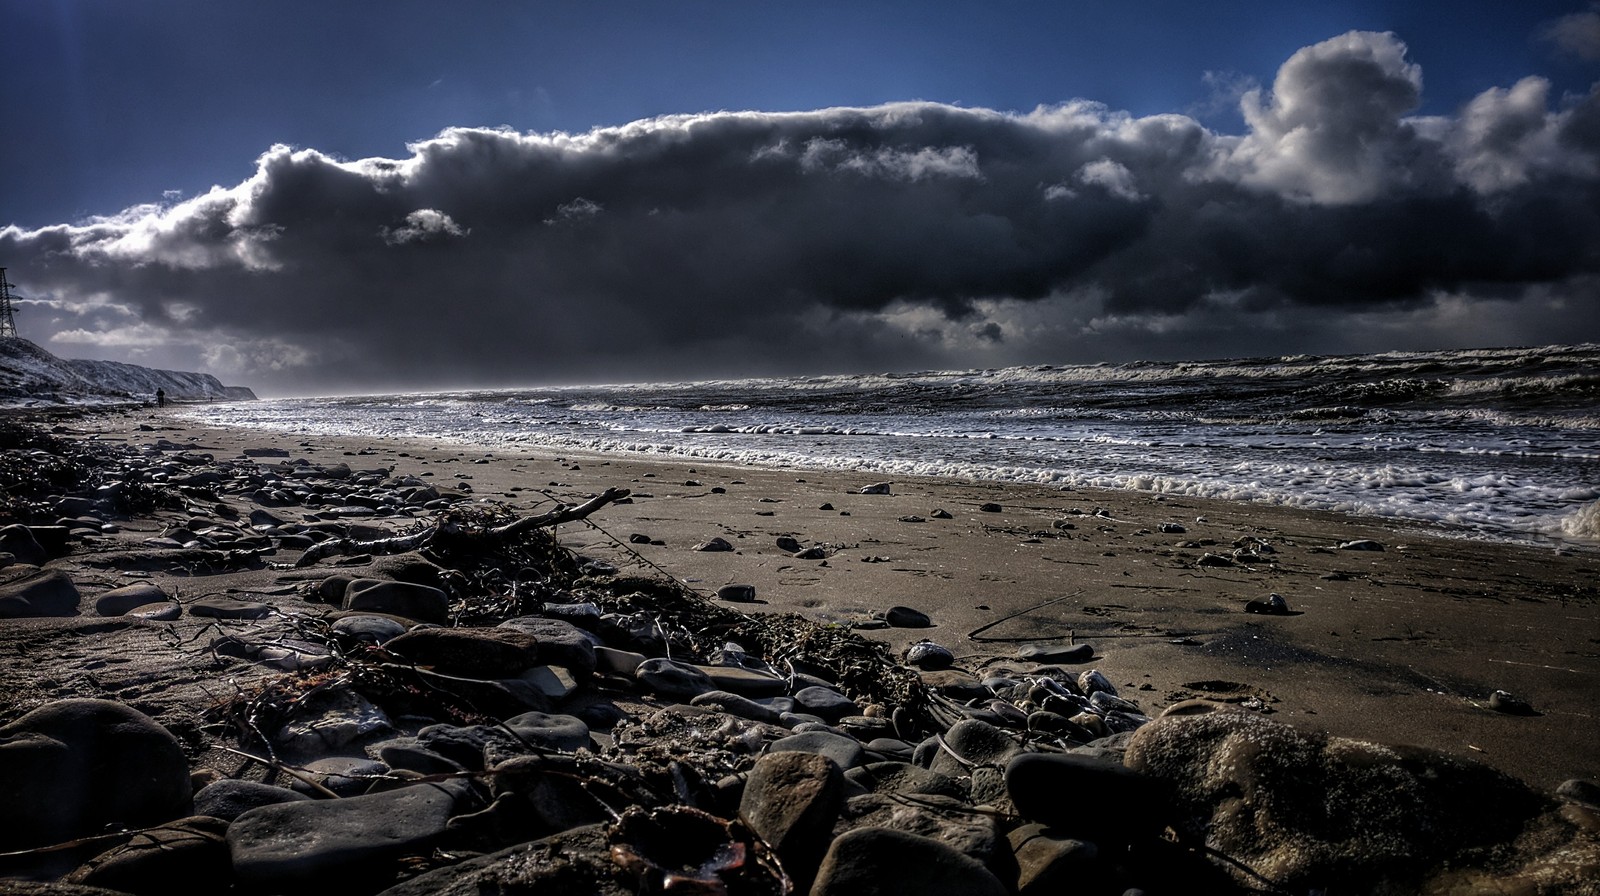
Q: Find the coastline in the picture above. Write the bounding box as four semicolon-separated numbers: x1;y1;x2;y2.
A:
102;407;1600;792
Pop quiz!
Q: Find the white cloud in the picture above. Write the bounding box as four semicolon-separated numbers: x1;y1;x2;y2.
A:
1543;5;1600;60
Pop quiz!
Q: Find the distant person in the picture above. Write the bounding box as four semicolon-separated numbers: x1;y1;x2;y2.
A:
156;389;166;408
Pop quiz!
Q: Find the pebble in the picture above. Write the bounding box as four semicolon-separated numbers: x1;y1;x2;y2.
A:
904;640;956;670
1244;592;1292;615
793;685;860;721
1488;689;1536;715
93;581;171;616
1339;539;1386;551
1015;642;1094;664
634;657;716;700
693;536;735;552
716;583;758;602
811;827;1010;896
884;605;933;627
769;730;868;770
740;751;847;887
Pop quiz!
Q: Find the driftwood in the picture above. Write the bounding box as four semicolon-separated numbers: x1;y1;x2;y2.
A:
293;487;632;568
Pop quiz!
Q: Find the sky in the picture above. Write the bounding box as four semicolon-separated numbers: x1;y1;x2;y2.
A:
2;1;1599;396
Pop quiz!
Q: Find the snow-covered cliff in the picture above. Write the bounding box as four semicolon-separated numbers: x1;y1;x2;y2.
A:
0;339;256;405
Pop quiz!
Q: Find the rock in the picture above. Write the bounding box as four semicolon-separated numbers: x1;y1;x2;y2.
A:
92;582;171;617
0;699;192;850
384;627;544;679
904;640;955;670
497;616;598;678
1244;592;1291;615
697;663;788;698
858;482;892;495
716;583;758;603
412;669;555;720
125;601;182;620
931;508;953;519
227;781;471;888
1008;823;1101;896
330;613;409;644
1339;539;1385;551
635;657;716;700
518;665;580;702
1557;778;1600;810
1005;752;1168;842
370;823;628;896
769;731;867;770
1016;642;1094;664
795;546;829;560
272;680;393;757
189;595;272;620
343;577;450;624
811;827;1010;896
775;536;803;553
0;524;49;566
930;720;1023;808
193;779;312;822
978;502;1003;513
739;752;846;887
884;605;933;628
693;537;734;552
502;711;592;752
792;686;859;722
836;793;1015;881
378;743;468;776
65;816;231;895
1123;711;1544;891
595;645;646;676
845;762;967;799
692;690;784;724
0;568;81;618
1077;669;1116;697
1488;689;1536;715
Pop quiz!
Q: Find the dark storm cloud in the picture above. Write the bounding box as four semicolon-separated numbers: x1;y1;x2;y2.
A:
2;31;1598;393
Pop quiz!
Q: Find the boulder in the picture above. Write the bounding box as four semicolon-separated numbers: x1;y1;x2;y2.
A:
0;568;81;618
343;578;449;624
810;827;1009;896
92;582;171;617
739;752;846;888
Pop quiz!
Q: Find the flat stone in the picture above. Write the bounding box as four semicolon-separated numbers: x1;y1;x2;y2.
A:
1015;642;1094;664
0;568;81;618
811;827;1009;896
691;690;784;724
495;616;597;678
634;658;715;700
0;699;192;850
385;627;543;679
228;781;470;888
331;613;409;644
696;663;788;697
769;731;867;770
884;606;932;628
845;761;967;799
502;711;591;752
793;686;859;722
65;816;231;894
192;779;311;822
343;578;450;624
125;601;182;621
836;793;1014;880
189;595;272;619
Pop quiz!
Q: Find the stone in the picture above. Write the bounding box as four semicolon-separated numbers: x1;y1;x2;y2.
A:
904;640;954;670
715;583;758;602
65;816;231;895
1557;778;1600;810
518;665;580;701
1244;592;1291;615
330;613;409;644
1339;539;1385;551
930;719;1023;781
272;680;393;757
858;482;893;495
884;605;932;628
1005;752;1168;842
810;827;1009;896
193;779;312;822
691;690;784;724
693;537;734;552
189;595;272;619
696;663;788;697
502;711;592;752
385;627;544;679
919;669;992;702
845;761;967;799
0;568;81;618
379;743;467;776
793;686;858;722
775;535;804;553
979;502;1003;513
595;645;646;675
836;793;1015;880
1489;689;1536;715
343;577;450;624
1016;642;1094;664
1008;822;1101;896
124;601;182;621
412;669;555;719
0;699;192;850
93;582;171;617
495;617;598;679
228;780;471;888
0;524;49;566
1123;711;1543;891
1077;668;1116;697
739;751;846;887
769;731;867;770
291;756;391;797
634;657;716;700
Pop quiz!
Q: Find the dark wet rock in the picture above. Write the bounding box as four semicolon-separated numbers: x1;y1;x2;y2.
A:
795;545;829;560
1557;778;1600;810
503;711;592;752
343;577;450;624
635;657;716;700
884;605;932;628
372;823;630;896
811;826;1010;896
861;737;915;762
1016;642;1094;664
0;568;81;618
693;537;734;552
1123;711;1545;891
775;535;803;553
1005;752;1168;842
330;613;409;644
740;751;846;888
1244;592;1292;615
836;793;1015;881
1008;822;1101;896
769;731;867;770
1489;689;1536;715
92;582;170;617
291;756;391;797
845;761;967;799
0;699;192;850
930;508;953;519
378;742;468;776
1027;710;1098;741
0;524;49;566
978;502;1003;513
497;616;598;678
1197;552;1235;567
228;780;472;889
65;816;231;895
1077;668;1116;697
384;627;544;679
189;595;272;620
192;780;311;822
919;669;991;702
792;686;858;722
715;583;758;603
595;645;646;676
903;640;954;670
698;663;788;697
930;719;1023;779
272;680;393;758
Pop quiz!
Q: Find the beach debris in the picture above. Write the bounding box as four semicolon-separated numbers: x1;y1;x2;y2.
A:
859;482;893;495
979;502;1003;513
1244;593;1292;615
1339;539;1386;551
717;583;759;603
1488;689;1536;715
795;545;830;560
775;535;803;553
694;536;735;552
930;508;953;519
1014;642;1093;664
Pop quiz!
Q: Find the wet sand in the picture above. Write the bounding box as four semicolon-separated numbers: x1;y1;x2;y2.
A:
65;408;1600;792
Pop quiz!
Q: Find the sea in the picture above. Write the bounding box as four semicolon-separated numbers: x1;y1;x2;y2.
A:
178;343;1600;550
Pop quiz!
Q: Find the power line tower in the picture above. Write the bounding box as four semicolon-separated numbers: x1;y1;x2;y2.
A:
0;268;18;338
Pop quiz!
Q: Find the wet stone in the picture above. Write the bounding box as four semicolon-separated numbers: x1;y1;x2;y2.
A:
792;686;859;722
94;581;171;616
189;595;273;620
885;605;933;628
716;583;758;603
502;711;592;752
769;730;867;770
1016;642;1094;664
192;779;311;822
904;640;955;670
836;792;1015;881
811;827;1009;896
343;578;450;624
740;751;846;888
691;690;784;724
635;657;716;700
0;568;82;618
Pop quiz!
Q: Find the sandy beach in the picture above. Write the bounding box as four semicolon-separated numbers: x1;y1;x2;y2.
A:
72;406;1600;793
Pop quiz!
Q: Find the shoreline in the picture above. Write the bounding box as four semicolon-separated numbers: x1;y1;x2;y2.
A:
82;407;1600;792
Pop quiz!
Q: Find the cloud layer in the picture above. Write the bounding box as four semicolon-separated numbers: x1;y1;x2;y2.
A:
4;31;1598;394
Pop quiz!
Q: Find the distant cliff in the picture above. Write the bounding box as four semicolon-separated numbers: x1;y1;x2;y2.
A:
0;338;257;405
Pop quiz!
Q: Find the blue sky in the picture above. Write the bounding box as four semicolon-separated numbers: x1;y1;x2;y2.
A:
3;1;1599;393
